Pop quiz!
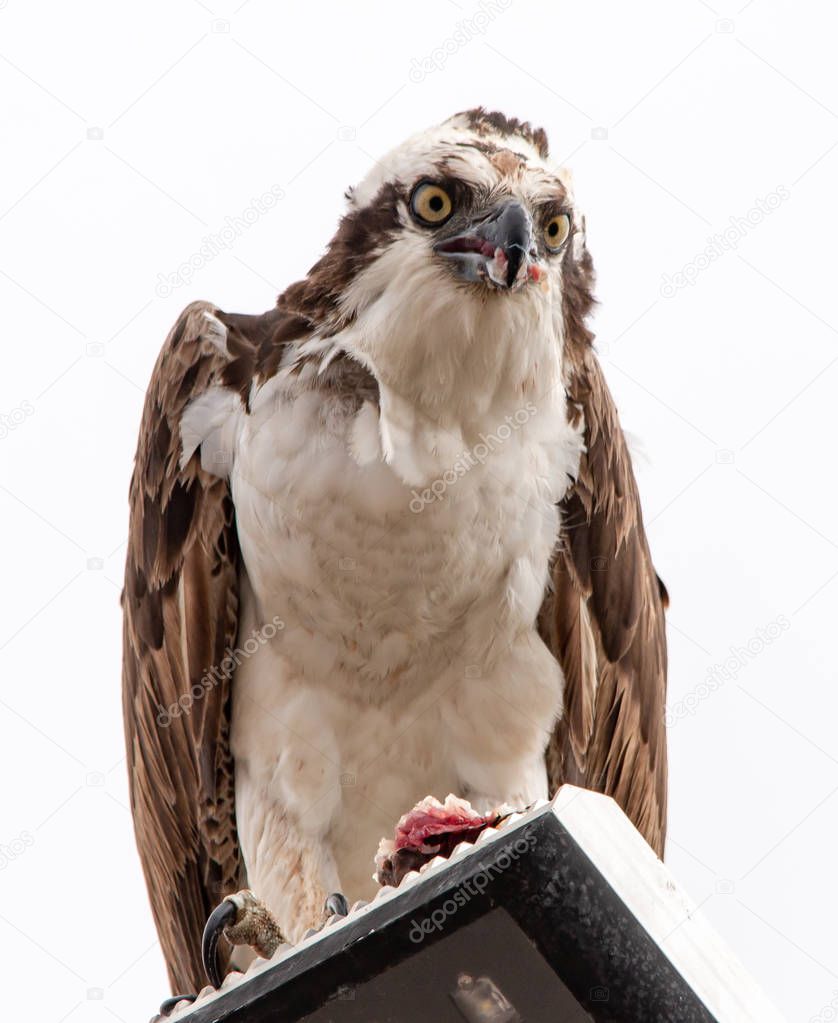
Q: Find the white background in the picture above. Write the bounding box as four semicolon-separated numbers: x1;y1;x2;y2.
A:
0;1;835;1020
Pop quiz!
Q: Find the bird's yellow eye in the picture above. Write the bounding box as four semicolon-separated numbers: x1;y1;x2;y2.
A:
543;213;571;251
410;182;454;225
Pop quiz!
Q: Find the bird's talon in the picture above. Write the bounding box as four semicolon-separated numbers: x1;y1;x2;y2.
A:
202;899;237;989
156;993;197;1019
201;890;286;989
324;892;349;918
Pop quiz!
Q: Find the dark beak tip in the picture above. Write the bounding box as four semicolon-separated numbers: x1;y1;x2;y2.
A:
504;244;526;288
486;202;532;288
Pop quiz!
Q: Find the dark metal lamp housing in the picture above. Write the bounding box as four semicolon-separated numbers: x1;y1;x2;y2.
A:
159;787;782;1023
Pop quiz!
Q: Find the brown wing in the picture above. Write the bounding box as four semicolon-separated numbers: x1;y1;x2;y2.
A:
122;301;257;993
540;348;669;857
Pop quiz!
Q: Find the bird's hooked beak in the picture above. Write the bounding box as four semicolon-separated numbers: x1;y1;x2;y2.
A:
433;200;537;290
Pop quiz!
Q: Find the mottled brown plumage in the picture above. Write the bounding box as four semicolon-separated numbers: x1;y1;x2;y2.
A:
539;235;669;857
540;348;669;855
122;303;247;993
463;107;550;159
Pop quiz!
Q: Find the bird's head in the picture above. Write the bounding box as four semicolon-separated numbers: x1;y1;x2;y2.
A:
349;111;574;296
281;108;595;427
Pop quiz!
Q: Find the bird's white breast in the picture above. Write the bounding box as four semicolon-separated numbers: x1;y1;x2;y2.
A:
219;358;582;902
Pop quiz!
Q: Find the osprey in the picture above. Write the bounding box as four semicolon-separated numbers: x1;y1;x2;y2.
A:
122;108;668;997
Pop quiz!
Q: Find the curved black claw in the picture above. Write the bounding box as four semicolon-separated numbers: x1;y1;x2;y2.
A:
324;892;349;918
202;899;237;989
157;993;196;1019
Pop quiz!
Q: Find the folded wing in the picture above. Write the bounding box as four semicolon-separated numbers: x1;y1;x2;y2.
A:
540;350;668;856
122;302;254;992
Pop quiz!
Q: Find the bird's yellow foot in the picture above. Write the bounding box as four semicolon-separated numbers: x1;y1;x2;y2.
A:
202;889;350;988
202;890;285;988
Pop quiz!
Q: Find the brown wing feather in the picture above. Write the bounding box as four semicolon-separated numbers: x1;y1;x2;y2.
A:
541;349;668;855
122;301;255;993
540;233;668;857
